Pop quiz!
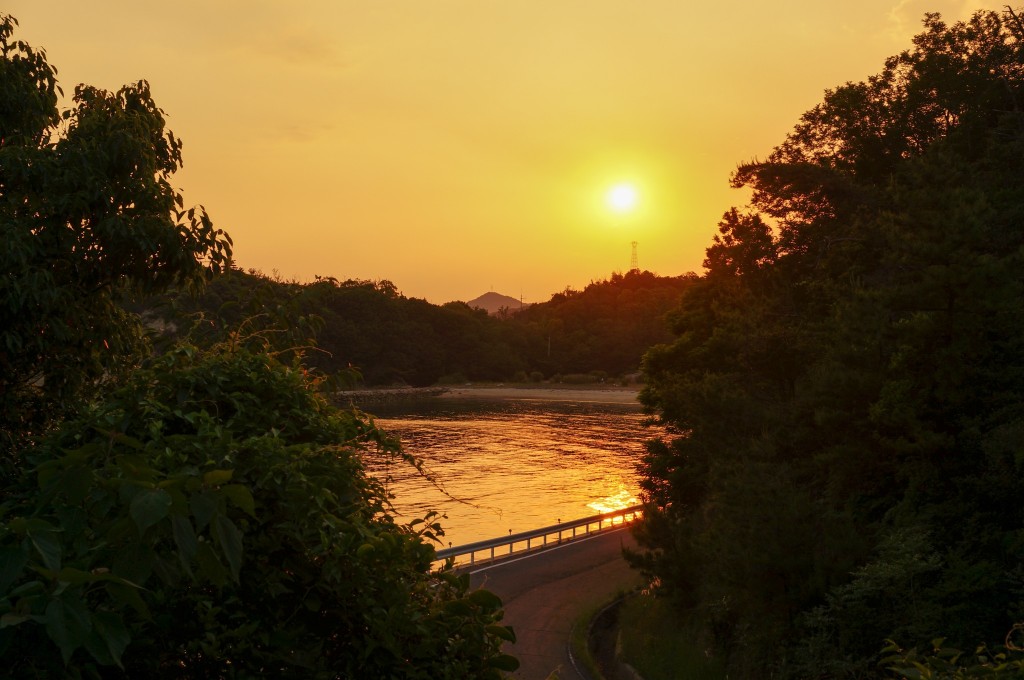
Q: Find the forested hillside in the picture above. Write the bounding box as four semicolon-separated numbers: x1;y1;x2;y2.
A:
144;267;694;386
630;9;1024;677
509;270;696;379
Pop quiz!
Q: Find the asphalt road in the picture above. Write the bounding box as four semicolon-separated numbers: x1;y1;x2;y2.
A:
469;528;641;680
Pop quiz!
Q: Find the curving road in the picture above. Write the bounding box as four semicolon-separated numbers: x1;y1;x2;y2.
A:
469;528;641;680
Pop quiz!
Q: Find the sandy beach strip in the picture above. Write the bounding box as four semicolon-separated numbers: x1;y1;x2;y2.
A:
438;385;641;404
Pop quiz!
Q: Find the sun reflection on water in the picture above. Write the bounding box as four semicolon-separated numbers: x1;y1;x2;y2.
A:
369;398;661;547
587;488;639;515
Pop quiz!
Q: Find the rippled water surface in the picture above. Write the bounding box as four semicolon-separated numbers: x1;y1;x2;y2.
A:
367;396;657;549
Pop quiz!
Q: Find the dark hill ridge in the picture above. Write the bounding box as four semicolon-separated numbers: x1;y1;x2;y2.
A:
465;291;528;315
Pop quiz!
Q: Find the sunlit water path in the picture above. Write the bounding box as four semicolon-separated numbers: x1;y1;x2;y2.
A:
365;395;657;549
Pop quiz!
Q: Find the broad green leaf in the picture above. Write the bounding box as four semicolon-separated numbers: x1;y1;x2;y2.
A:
171;515;198;564
61;466;94;505
196;541;228;587
212;514;243;581
467;588;503;611
8;517;57;535
0;546;28;593
82;628;114;666
28;530;61;572
129;488;171;533
105;582;149;618
485;624;516;643
189;492;217;531
93;611;130;668
9;580;44;598
221;484;256;517
443;600;473;616
202;469;233;486
45;593;93;664
54;568;99;585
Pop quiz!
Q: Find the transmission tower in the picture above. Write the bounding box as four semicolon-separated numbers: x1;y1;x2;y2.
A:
630;241;639;272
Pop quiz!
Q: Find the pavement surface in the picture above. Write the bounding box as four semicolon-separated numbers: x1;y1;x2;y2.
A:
469;528;641;680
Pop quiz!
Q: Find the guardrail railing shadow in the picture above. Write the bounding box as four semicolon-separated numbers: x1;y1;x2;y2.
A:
433;504;643;568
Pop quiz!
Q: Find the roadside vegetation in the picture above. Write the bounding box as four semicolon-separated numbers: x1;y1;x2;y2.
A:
617;595;725;680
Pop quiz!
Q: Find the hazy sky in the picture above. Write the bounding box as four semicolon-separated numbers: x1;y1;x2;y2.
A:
11;1;980;303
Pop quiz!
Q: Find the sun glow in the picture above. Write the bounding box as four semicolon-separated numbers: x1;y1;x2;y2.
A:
607;183;638;213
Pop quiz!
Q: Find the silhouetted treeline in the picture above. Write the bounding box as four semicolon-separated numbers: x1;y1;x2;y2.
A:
141;268;693;386
509;270;696;378
631;9;1024;677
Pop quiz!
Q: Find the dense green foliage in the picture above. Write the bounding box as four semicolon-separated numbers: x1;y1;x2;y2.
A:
149;271;526;386
146;268;693;387
617;594;726;680
630;8;1024;677
1;346;516;678
0;16;515;678
882;634;1024;678
0;15;232;461
510;270;695;379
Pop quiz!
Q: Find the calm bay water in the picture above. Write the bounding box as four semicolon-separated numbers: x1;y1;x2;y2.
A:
366;395;656;549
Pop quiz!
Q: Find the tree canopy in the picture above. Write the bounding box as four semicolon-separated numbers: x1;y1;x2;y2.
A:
0;16;515;677
141;266;695;388
631;8;1024;677
1;345;515;678
0;14;232;461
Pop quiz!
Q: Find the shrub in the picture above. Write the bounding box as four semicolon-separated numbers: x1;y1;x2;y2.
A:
0;345;516;678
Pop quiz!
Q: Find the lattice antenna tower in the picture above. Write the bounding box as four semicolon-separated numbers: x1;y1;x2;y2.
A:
630;241;639;272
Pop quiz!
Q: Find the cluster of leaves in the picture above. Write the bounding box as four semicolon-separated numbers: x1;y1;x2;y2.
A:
882;632;1024;678
631;8;1024;677
1;346;516;678
0;14;232;464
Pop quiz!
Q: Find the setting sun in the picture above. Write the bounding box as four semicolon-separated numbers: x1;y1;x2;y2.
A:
10;0;979;304
607;184;638;213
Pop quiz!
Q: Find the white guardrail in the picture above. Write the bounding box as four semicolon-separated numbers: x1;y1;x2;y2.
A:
433;504;643;567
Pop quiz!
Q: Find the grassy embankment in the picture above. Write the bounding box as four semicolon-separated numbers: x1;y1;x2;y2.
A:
617;594;726;680
573;591;727;680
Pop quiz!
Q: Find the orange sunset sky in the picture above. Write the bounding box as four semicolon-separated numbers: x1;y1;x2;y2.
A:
11;1;979;303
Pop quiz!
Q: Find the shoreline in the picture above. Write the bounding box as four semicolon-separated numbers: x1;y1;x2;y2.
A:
438;384;641;404
336;384;643;406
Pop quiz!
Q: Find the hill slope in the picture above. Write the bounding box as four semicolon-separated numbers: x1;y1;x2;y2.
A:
465;291;526;314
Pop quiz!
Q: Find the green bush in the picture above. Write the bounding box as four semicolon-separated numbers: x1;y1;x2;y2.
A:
618;594;726;680
0;345;516;678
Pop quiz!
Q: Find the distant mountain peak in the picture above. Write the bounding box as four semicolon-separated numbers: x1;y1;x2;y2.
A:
465;291;529;315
